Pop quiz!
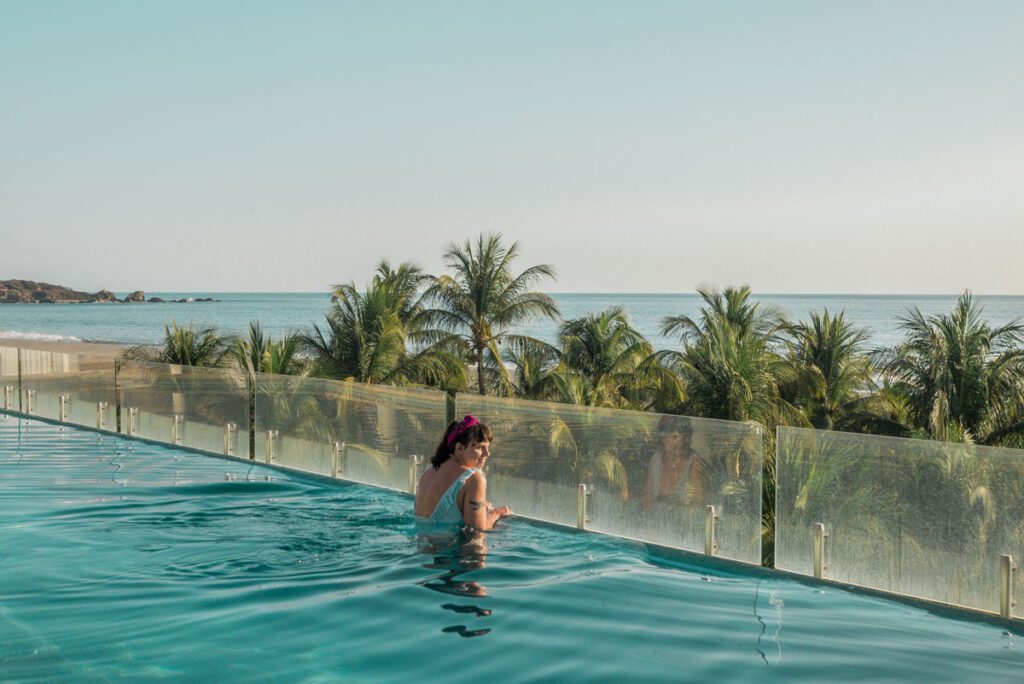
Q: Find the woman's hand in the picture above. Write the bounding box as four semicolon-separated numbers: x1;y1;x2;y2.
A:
487;504;512;525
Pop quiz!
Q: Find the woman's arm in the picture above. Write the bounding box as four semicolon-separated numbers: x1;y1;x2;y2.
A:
461;473;511;530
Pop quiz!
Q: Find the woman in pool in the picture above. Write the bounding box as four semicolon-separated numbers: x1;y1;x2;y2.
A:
641;416;708;510
415;415;512;530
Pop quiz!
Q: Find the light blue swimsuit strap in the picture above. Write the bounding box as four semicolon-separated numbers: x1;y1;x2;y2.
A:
429;468;481;524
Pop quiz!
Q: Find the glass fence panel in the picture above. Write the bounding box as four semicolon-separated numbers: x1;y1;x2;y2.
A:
776;427;1024;616
254;374;447;489
118;361;248;455
0;346;19;411
18;349;117;429
455;395;764;563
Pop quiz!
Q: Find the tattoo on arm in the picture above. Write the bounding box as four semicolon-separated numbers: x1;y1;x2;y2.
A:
469;500;485;511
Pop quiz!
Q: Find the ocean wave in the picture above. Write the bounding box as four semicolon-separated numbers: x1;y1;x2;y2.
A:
0;330;84;343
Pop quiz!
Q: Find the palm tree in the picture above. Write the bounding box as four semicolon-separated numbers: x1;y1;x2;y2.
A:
230;321;303;458
425;233;560;395
781;309;885;431
127;321;230;367
552;306;675;409
231;321;303;377
654;286;790;566
304;262;465;387
875;291;1024;446
503;337;560;400
655;286;790;425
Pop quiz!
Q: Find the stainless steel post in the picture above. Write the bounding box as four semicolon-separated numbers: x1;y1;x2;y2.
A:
1000;554;1017;619
332;441;342;478
224;423;236;455
576;484;591;530
3;385;12;410
127;407;138;436
59;395;68;422
408;454;424;494
96;401;107;429
704;505;719;556
26;389;35;414
813;522;829;579
265;431;275;464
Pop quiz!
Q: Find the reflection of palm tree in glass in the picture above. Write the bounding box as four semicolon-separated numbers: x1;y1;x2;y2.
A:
545;408;646;501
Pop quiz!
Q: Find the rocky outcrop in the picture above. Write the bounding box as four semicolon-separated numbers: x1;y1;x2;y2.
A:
0;280;219;304
0;280;94;303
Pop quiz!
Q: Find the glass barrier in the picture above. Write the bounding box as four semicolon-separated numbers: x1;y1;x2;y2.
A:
0;346;19;411
776;427;1024;617
18;349;117;429
118;360;248;456
455;394;764;563
254;373;447;490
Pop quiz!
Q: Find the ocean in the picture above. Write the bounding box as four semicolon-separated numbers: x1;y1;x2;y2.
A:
1;292;1023;351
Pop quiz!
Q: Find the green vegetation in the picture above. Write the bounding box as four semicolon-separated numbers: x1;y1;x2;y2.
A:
136;236;1024;568
138;238;1024;455
424;233;560;396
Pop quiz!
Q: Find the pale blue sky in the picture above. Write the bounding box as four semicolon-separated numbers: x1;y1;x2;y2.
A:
1;1;1022;293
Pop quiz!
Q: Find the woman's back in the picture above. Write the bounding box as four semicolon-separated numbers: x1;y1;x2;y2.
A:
415;462;480;523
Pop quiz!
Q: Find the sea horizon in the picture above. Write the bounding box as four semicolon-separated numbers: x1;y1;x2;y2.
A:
3;290;1023;351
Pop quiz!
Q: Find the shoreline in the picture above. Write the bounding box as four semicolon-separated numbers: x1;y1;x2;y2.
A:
0;338;131;358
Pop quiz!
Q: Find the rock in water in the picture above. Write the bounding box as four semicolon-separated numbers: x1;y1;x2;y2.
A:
91;289;118;303
124;290;146;302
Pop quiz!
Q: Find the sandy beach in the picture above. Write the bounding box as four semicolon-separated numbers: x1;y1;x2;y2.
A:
0;338;130;358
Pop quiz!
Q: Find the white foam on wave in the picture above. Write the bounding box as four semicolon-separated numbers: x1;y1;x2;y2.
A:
0;330;84;343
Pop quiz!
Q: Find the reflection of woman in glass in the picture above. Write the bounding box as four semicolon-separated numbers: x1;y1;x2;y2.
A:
642;417;707;509
415;415;512;530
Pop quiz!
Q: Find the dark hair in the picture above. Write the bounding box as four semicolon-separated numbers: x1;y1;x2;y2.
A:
432;419;493;469
657;414;693;438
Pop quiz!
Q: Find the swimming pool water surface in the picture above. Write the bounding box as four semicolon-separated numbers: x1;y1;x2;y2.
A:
1;415;1022;682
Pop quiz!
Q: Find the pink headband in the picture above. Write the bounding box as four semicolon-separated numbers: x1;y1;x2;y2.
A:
446;415;481;451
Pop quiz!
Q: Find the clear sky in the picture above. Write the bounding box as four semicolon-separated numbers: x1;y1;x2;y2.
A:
1;1;1022;294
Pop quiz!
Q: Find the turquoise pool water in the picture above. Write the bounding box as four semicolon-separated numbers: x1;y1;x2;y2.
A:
2;416;1022;682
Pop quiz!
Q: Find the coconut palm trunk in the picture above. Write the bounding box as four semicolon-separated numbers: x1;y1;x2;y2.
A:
476;346;485;395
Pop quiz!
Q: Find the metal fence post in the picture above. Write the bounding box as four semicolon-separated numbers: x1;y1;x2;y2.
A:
1001;554;1017;619
172;414;183;445
704;505;719;556
224;423;236;455
265;430;277;464
813;522;829;579
408;454;424;494
576;483;592;530
332;441;344;478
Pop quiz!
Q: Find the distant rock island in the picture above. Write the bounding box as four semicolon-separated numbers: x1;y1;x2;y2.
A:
0;280;218;304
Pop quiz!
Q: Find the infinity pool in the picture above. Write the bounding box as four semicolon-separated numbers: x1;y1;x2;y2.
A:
2;415;1022;682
